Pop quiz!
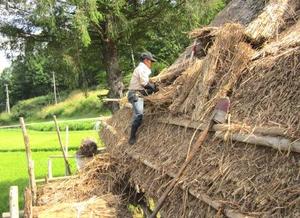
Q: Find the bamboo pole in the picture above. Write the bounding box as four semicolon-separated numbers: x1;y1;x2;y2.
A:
160;117;300;153
102;98;121;102
9;186;19;218
215;131;300;153
158;117;291;137
48;155;75;159
53;115;72;175
19;117;36;205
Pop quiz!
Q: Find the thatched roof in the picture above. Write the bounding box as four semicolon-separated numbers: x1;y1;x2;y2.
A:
210;0;267;27
34;0;300;217
101;0;300;217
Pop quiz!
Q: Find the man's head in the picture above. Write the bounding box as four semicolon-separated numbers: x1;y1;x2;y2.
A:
140;52;156;68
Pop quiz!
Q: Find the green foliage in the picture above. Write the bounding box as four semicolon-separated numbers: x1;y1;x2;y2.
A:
0;0;227;106
188;0;226;26
27;119;99;131
74;9;92;47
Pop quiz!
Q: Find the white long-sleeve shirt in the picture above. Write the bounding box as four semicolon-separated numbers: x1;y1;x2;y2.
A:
128;62;152;91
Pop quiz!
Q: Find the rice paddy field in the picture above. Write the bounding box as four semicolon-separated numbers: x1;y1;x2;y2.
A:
0;123;102;214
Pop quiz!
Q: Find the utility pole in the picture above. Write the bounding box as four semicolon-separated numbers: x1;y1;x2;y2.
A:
52;72;57;105
5;84;10;114
131;46;136;68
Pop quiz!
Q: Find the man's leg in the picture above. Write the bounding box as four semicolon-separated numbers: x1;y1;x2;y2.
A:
129;97;144;145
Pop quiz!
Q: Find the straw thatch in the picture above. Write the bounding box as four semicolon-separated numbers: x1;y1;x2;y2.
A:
100;0;300;217
245;0;300;42
34;195;119;218
34;154;132;218
101;107;300;217
147;23;254;122
32;0;300;217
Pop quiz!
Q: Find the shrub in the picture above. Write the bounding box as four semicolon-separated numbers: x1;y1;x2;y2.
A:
0;89;109;125
0;113;13;125
27;119;98;131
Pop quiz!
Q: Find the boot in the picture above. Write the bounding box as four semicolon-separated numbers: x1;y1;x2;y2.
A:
128;115;143;145
128;124;138;145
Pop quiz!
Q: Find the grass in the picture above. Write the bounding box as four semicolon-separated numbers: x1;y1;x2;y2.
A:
0;151;78;214
0;129;101;151
37;90;109;119
0;89;110;125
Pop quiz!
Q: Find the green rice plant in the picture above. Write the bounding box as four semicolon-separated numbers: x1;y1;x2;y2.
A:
0;129;101;151
0;151;77;213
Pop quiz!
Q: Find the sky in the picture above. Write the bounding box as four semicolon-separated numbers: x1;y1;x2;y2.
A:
0;50;11;73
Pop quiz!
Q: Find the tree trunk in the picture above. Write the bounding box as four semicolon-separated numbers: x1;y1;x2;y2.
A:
103;38;124;112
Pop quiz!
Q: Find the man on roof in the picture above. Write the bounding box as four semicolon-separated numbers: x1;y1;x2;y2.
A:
127;51;158;145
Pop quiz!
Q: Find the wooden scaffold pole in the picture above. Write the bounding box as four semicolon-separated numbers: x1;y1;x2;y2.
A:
19;117;37;205
53;115;72;175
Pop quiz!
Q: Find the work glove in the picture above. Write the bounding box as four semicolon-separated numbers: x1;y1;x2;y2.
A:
144;82;155;90
143;82;159;95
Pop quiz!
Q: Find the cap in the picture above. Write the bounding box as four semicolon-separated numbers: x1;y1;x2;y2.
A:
140;52;157;62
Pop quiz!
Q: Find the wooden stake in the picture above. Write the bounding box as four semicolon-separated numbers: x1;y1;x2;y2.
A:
36;175;78;184
29;160;37;204
48;159;53;179
65;125;69;156
23;187;32;218
2;211;24;218
9;186;19;218
20;117;32;163
65;125;69;175
53;115;72;175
